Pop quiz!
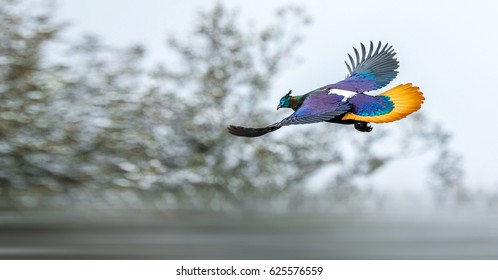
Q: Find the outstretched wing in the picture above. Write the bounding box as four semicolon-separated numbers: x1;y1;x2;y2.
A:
331;41;399;93
227;124;282;137
228;92;351;137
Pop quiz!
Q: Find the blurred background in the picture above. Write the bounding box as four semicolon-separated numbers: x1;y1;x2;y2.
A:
1;0;498;259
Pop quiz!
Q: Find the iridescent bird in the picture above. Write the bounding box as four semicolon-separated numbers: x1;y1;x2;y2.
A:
227;42;424;137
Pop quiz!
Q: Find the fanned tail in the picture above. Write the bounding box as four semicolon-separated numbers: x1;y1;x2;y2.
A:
342;83;424;123
227;125;281;137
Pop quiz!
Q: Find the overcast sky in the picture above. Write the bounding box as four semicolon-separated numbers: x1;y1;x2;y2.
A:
56;0;498;192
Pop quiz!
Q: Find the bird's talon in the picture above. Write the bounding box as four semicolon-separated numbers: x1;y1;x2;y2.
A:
354;121;373;132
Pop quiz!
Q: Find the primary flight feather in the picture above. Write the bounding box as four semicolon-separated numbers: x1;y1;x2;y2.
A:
227;42;424;137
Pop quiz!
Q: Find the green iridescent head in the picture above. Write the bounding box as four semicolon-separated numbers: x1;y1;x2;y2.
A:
277;90;292;110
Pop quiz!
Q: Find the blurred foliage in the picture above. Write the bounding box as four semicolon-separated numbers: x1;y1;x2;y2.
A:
0;0;465;212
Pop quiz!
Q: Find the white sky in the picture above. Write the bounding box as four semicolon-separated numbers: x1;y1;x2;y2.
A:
56;0;498;192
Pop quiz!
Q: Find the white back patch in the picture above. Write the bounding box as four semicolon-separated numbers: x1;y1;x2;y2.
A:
327;88;357;101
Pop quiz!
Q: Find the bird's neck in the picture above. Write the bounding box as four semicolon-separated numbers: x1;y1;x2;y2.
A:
290;95;306;111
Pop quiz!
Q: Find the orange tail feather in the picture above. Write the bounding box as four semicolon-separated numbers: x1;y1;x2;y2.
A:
342;83;425;123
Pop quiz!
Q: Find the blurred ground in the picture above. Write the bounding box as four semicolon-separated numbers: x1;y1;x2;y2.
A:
1;210;498;259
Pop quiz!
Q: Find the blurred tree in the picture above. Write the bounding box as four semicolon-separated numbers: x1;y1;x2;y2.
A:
0;0;67;207
0;0;463;211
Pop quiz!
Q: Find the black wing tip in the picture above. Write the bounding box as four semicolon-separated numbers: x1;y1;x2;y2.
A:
345;41;399;80
227;125;280;137
346;41;397;77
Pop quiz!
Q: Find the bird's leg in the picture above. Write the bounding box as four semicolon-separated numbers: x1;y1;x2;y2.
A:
354;121;373;132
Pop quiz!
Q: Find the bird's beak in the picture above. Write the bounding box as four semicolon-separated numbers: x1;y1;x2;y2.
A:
277;105;281;110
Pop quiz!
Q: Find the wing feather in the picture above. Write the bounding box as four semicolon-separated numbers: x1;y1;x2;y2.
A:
332;41;399;93
227;91;351;137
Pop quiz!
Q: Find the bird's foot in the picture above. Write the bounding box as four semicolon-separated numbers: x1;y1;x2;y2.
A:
354;121;373;132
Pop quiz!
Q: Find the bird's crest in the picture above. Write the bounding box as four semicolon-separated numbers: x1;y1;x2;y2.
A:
277;90;293;110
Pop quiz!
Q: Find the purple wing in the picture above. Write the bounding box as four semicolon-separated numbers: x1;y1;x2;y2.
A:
330;42;399;93
278;91;351;126
227;91;350;137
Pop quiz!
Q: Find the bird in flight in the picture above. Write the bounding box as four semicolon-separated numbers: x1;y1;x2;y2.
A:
227;41;424;137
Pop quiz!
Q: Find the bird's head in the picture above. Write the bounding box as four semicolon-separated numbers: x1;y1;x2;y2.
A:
277;90;292;110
